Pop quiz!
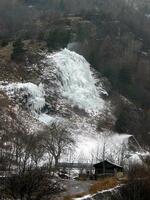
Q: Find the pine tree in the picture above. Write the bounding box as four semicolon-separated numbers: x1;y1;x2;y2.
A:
11;39;25;61
59;0;65;12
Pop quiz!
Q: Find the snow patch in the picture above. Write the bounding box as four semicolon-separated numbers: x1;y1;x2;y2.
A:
73;185;121;200
128;151;150;164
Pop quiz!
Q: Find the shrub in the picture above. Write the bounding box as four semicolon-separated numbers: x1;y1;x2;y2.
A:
117;164;150;200
115;110;129;133
1;169;62;200
0;39;9;47
46;28;71;51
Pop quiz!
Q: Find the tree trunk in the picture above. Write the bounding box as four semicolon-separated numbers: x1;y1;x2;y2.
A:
54;156;59;169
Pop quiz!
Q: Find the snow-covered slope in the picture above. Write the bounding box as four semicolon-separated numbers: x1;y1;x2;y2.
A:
0;49;147;164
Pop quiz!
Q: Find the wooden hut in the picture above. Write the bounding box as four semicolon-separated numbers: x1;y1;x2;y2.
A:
93;160;123;179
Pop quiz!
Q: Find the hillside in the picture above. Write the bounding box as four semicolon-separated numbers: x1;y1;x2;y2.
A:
0;1;150;200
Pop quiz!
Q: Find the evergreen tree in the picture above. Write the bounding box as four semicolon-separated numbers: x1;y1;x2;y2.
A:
11;39;25;61
59;0;65;12
46;28;70;51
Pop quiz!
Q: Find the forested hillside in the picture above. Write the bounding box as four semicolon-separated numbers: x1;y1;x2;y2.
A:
0;0;150;145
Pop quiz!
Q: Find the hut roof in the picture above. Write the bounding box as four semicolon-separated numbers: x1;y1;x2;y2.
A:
93;160;123;169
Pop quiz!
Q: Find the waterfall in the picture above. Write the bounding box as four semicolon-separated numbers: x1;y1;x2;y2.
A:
46;49;106;115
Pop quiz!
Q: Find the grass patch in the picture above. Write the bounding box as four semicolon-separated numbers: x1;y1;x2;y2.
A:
0;43;12;63
89;177;118;194
0;92;9;108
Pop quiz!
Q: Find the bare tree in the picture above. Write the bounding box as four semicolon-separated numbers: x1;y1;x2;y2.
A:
43;123;74;168
29;133;46;168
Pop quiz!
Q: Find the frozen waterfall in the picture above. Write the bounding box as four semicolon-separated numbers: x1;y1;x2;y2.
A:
47;49;106;115
0;82;58;124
